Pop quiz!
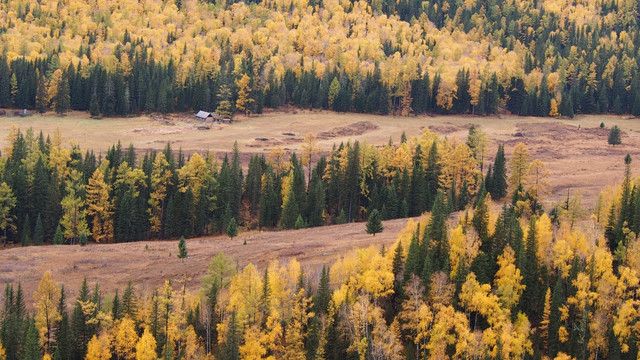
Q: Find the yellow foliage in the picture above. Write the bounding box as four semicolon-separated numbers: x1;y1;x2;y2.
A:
268;147;290;175
177;152;210;198
240;325;268;360
228;263;263;327
508;143;531;192
235;74;255;116
536;213;554;268
449;224;480;279
114;318;138;360
554;352;575;360
85;333;112;360
148;152;173;235
495;245;525;309
86;168;114;243
34;271;61;353
330;246;394;303
136;328;157;360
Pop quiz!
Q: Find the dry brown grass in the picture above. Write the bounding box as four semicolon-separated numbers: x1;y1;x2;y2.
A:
0;218;408;302
1;110;639;302
1;110;636;207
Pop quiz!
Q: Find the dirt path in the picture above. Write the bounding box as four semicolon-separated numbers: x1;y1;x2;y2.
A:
0;218;411;303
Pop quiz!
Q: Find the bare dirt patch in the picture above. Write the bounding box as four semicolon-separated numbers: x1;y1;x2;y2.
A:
427;122;470;135
316;121;379;140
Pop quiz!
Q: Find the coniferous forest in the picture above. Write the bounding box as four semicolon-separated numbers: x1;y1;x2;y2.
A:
0;126;496;245
1;124;640;359
1;0;640;117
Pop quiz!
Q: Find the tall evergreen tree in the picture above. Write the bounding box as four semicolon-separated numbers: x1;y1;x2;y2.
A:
23;317;40;360
365;209;384;236
178;235;188;259
427;191;449;272
490;144;508;200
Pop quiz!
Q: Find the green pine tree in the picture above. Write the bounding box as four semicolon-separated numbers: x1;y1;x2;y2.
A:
226;218;238;240
33;213;44;245
608;125;622;145
36;76;48;115
548;277;564;358
314;265;331;315
428;192;449;272
111;290;121;321
178;235;188;259
79;231;87;246
336;209;347;224
280;189;299;230
55;76;70;115
23;317;40;360
392;241;404;283
490;144;508;200
53;224;64;245
403;234;421;283
365;209;384;236
613;95;623;115
21;213;31;246
294;214;305;230
223;311;240;360
306;176;325;227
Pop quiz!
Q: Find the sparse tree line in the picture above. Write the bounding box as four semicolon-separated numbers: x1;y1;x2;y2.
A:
2;151;640;359
0;124;514;246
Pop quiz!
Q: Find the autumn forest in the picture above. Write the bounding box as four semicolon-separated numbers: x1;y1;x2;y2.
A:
0;122;639;360
3;0;640;359
2;0;640;116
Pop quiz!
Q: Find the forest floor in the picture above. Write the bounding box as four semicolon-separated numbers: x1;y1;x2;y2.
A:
0;217;411;303
1;109;638;207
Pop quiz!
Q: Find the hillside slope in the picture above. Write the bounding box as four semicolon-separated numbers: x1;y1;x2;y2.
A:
1;0;639;117
0;217;409;303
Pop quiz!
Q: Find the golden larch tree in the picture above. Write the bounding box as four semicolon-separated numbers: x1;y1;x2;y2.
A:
148;152;173;237
85;333;112;360
235;74;254;116
136;328;158;360
33;271;61;354
114;318;139;360
508;143;531;192
86;168;114;243
60;169;90;244
398;275;429;359
494;245;525;310
283;288;314;360
177;152;209;198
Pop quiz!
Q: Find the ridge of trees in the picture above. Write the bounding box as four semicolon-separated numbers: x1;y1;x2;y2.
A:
0;124;524;246
2;0;640;117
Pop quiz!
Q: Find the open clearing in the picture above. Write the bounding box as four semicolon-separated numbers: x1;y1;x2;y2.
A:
0;218;408;302
1;109;639;301
1;110;639;206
